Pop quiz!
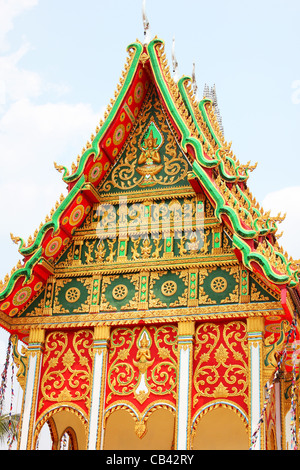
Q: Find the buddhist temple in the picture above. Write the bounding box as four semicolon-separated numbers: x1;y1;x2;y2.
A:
0;22;300;451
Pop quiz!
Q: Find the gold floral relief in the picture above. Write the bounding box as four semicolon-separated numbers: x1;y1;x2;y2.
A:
148;270;188;308
53;278;92;314
100;274;139;312
193;321;248;410
38;330;93;413
106;325;178;406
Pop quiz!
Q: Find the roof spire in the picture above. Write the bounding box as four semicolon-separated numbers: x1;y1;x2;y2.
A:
203;83;210;99
142;0;151;44
192;62;198;100
211;84;224;136
172;36;179;82
203;83;224;136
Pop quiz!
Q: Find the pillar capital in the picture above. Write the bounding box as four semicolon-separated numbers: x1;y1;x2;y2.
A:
178;321;195;337
28;327;45;345
94;325;110;342
247;316;265;334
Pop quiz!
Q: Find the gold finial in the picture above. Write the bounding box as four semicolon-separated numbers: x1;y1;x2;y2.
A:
10;233;21;245
54;161;68;175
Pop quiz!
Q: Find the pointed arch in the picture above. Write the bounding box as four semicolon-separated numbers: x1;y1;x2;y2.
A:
33;405;88;450
103;402;176;450
191;401;249;450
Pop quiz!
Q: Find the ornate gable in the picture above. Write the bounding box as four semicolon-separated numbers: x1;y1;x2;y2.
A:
99;84;191;199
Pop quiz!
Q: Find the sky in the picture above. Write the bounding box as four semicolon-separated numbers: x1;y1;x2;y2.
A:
0;0;300;448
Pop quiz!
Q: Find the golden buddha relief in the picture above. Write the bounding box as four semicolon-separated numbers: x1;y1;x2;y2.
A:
100;87;189;194
136;123;163;186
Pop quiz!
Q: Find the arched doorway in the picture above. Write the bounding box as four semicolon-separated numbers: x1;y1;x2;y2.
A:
34;406;87;450
59;427;78;450
267;423;277;450
103;406;175;450
192;404;248;450
35;421;53;450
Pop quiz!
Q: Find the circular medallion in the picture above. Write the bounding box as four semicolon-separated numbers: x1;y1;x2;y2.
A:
265;324;281;333
112;284;128;300
9;308;19;317
45;236;63;258
113;124;125;146
0;301;10;311
210;277;227;293
34;282;43;292
134;82;144;103
65;287;81;303
161;280;177;297
13;286;32;306
267;316;281;322
88;162;103;183
69;205;85;226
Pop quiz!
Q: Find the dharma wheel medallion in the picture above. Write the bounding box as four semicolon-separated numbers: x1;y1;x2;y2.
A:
210;277;227;293
65;287;81;303
112;284;128;300
161;280;177;297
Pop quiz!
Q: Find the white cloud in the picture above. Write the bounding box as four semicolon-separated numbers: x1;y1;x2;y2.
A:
0;0;103;279
0;0;39;52
0;98;100;168
262;186;300;260
0;42;42;109
0;98;101;259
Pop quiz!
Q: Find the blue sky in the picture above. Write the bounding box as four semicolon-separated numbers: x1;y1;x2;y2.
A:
1;0;300;275
0;0;300;444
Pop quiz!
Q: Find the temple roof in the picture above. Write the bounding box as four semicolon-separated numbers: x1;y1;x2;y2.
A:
0;36;299;332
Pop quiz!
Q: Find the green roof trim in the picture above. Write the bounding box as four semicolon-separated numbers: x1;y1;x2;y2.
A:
16;175;86;257
148;39;217;169
233;234;298;286
61;42;144;185
0;246;43;301
192;160;257;238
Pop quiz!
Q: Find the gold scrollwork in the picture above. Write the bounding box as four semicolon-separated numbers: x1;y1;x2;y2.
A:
106;325;178;405
193;322;248;408
38;330;93;412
